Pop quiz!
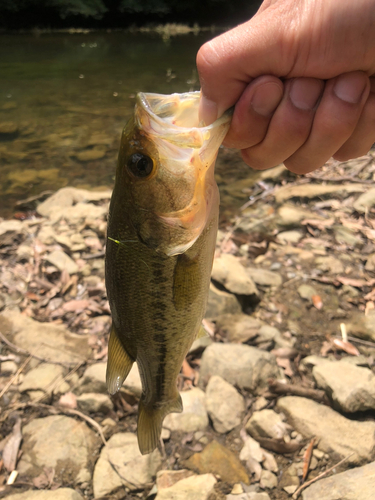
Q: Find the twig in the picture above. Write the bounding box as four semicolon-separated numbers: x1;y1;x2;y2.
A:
340;323;348;342
0;355;31;399
0;330;81;368
348;336;375;348
267;379;329;404
292;453;354;499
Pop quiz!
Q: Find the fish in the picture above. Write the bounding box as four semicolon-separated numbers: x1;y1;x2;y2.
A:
105;91;231;455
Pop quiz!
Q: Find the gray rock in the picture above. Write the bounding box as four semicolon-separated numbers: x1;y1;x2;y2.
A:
227;493;271;500
163;387;208;432
78;362;141;397
212;254;258;295
277;396;375;465
260;470;278;489
0;310;90;365
19;363;69;395
93;432;161;497
77;393;114;413
246;409;290;440
199;343;282;393
313;360;375;412
347;310;375;342
302;460;375;500
215;313;262;343
205;375;245;433
155;473;217;500
315;256;344;274
205;283;242;319
246;268;282;287
45;250;78;275
18;415;98;480
297;284;317;301
353;187;375;213
5;489;84;500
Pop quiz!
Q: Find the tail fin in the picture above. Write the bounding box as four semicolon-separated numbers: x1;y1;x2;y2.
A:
137;393;183;455
106;323;134;395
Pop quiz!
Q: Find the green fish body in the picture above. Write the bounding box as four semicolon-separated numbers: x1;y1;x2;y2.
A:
105;92;231;454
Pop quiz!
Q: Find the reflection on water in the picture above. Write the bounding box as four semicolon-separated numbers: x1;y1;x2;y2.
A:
0;31;258;220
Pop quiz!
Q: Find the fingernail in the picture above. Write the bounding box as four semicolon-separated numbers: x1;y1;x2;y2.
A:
334;73;367;103
251;83;283;116
199;94;218;125
290;78;323;110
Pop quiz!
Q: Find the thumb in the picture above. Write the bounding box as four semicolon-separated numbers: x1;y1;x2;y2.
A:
196;8;294;124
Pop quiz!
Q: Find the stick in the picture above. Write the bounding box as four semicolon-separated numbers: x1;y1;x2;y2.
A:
268;379;328;403
292;453;354;499
0;355;31;399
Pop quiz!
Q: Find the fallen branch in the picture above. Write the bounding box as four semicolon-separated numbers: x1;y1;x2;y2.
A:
267;379;329;404
292;453;354;499
0;355;31;399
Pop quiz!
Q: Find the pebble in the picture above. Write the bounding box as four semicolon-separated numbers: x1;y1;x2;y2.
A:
1;360;18;374
0;121;18;134
45;250;78;274
76;393;114;413
215;313;262;343
199;343;282;393
314;256;344;274
226;493;271;500
212;254;259;295
185;440;250;485
246;268;282;287
78;362;141;397
277;230;304;244
246;409;290;440
19;363;69;395
297;284;317;300
260;470;278;489
76;146;106;162
347;309;375;342
156;469;194;489
93;432;161;497
277;396;375;465
18;415;98;481
205;283;242;318
352;187;375;213
155;473;216;500
163;387;208;432
313;360;375;412
205;375;245;433
5;490;84;500
302;460;375;500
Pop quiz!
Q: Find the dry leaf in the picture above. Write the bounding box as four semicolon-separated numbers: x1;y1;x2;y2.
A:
302;438;315;482
58;392;77;409
3;419;22;472
311;294;323;310
337;277;375;288
63;299;90;312
333;338;360;356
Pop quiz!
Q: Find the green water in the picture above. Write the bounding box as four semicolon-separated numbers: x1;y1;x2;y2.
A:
0;31;257;220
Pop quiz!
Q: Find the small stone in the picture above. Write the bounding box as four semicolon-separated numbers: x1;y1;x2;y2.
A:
205;283;242;319
297;284;317;301
19;363;69;395
78;362;107;394
226;493;271;500
206;375;245;433
252;396;268;411
93;432;162;497
284;485;298;495
5;489;84;500
353;188;375;213
246;409;290;440
75;468;91;484
215;313;262;343
163;387;208;432
156;469;194;490
277;230;304;244
185;440;250;485
1;360;18;374
277;205;315;227
246;268;282;287
365;253;375;271
155;473;216;500
212;254;259;296
262;450;278;472
76;393;114;413
199;343;282;393
315;256;344;274
76;147;106;162
161;428;171;440
312;449;325;460
347;310;375;342
45;250;78;274
0;122;18;134
279;463;300;492
260;470;277;489
240;435;264;462
231;483;244;494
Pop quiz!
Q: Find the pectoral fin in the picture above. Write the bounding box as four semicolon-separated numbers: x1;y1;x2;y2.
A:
173;253;201;311
106;323;134;395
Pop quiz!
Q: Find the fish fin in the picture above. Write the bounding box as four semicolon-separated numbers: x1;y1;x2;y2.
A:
106;323;134;395
173;253;201;311
196;324;208;339
137;393;183;455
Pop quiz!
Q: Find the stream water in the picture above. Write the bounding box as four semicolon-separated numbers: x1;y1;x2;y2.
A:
0;31;259;221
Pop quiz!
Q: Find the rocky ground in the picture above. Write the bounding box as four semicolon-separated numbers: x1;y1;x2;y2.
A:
1;150;375;500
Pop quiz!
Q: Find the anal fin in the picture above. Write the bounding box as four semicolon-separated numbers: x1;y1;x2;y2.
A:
106;323;134;395
137;393;183;455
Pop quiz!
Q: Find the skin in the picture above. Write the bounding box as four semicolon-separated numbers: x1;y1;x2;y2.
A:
197;0;375;174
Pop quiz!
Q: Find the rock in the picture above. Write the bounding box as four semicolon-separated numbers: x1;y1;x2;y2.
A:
215;313;262;343
314;256;344;274
302;460;375;500
227;493;271;500
353;187;375;213
275;183;366;203
78;362;141;397
45;250;78;274
260;470;278;489
365;253;375;271
19;363;69;395
37;187;111;218
212;254;258;296
1;360;18;374
277;204;316;227
205;283;242;319
205;375;245;433
0;219;24;236
199;343;282;393
246;409;290;440
246;268;282;287
18;415;98;481
240;435;264;462
0;310;90;365
297;284;317;300
276;396;375;465
163;387;208;432
333;225;362;246
277;230;304;244
347;310;375;342
0;122;18;134
185;440;249;485
189;335;213;354
155;473;216;500
93;432;161;497
279;463;300;493
256;325;293;349
75;147;106;162
156;469;194;489
76;393;114;413
5;489;84;500
313;360;375;412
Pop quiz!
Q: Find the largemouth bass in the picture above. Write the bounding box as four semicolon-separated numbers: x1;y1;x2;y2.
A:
105;91;231;455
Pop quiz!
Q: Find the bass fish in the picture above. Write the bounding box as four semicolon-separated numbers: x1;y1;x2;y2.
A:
105;91;231;454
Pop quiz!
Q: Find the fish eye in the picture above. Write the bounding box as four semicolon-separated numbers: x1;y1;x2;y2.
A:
127;153;154;178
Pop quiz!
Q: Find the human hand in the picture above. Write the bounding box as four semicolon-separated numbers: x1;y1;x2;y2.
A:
197;0;375;174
